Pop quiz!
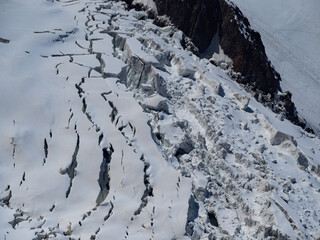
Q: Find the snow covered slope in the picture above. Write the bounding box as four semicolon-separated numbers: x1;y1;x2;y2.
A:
230;0;320;136
0;0;320;239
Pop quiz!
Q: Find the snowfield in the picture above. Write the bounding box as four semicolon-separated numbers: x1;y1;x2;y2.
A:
0;0;320;239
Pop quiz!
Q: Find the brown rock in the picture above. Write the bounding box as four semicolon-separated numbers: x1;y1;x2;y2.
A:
153;0;281;94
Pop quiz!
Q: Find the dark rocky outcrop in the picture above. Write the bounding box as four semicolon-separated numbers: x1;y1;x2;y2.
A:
274;91;313;132
218;0;281;94
153;0;220;54
0;37;10;44
154;0;280;95
123;0;156;18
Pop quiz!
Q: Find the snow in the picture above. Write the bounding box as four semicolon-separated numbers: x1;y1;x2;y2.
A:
142;94;168;112
124;37;159;66
230;0;320;136
1;0;320;239
101;54;127;77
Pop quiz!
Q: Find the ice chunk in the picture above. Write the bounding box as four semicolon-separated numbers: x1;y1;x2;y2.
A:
142;94;168;113
233;93;250;110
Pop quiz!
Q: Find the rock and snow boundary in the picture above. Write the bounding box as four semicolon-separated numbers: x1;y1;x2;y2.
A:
230;0;320;136
138;0;315;135
0;0;320;239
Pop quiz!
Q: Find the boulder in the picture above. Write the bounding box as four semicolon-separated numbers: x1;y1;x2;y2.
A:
296;152;309;170
0;37;10;44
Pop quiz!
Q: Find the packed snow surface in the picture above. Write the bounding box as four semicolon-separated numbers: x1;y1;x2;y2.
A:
0;0;320;239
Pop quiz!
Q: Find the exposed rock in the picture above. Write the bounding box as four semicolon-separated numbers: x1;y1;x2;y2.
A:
277;91;314;133
263;226;290;240
259;91;314;134
132;0;157;12
218;0;281;94
154;0;220;53
296;152;309;170
153;0;281;95
241;120;249;130
0;37;10;44
191;231;201;240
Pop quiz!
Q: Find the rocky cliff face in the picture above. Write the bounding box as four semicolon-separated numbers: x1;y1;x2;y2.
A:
153;0;220;54
218;0;281;94
154;0;281;95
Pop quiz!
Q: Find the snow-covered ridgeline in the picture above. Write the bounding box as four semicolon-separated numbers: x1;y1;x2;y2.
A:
0;0;320;239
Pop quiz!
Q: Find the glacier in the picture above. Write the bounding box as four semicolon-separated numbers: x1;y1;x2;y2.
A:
0;0;320;239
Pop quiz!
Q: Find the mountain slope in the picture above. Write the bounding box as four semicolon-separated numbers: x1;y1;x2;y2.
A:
0;0;320;239
151;0;282;94
144;0;313;134
230;0;320;136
